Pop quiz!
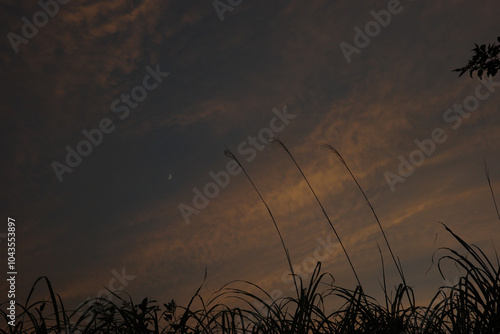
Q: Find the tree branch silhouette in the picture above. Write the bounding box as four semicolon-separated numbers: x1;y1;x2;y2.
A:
453;36;500;79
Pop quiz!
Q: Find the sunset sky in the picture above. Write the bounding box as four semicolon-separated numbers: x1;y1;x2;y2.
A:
2;0;500;317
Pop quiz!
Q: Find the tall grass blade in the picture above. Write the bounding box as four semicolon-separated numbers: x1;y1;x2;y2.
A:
224;149;300;298
484;160;500;222
271;138;362;290
321;143;414;307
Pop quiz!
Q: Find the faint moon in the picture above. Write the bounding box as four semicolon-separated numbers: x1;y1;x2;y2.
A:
168;174;173;180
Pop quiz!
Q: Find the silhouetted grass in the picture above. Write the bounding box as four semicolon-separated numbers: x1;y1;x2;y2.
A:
2;146;499;333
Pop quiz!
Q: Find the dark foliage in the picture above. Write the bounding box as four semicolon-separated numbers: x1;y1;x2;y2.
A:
454;36;500;79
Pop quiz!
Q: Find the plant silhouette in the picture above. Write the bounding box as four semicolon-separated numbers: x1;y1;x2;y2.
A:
454;36;500;78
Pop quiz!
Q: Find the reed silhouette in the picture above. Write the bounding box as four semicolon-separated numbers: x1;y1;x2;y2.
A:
2;148;499;333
